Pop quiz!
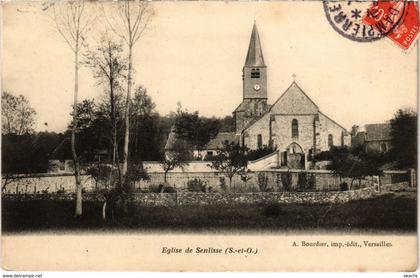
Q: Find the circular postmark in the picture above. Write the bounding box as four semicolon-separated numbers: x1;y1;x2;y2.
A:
323;1;407;42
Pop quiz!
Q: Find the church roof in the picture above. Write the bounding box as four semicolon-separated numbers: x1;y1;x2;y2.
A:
364;123;391;141
240;81;348;133
245;22;265;67
164;128;191;151
206;132;240;150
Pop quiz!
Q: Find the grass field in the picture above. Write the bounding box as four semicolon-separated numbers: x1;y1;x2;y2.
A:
2;191;417;233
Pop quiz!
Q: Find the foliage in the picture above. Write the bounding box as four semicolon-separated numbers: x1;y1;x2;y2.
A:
173;109;221;152
187;178;207;192
257;173;270;192
2;92;37;135
84;35;127;165
307;174;316;190
340;182;349;191
148;184;176;193
297;172;307;190
160;150;190;188
218;116;236;132
125;163;150;191
219;177;227;192
326;146;383;188
130;86;164;162
297;172;316;191
246;145;277;161
210;142;249;189
2;132;66;174
389;108;417;169
86;164;114;189
280;172;293;191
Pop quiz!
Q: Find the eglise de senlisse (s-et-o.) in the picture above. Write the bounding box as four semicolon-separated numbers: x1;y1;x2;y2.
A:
170;22;352;170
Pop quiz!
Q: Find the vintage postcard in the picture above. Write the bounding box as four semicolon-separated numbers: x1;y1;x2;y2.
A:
1;0;418;272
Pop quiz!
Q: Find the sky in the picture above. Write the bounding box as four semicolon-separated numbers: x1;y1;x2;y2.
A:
2;1;418;133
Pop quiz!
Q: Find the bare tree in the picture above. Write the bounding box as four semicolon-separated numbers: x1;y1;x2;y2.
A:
84;35;126;167
52;0;96;217
103;0;154;181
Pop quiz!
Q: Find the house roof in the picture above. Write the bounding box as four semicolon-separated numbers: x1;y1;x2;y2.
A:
364;123;391;141
206;132;239;150
245;22;265;67
164;129;191;151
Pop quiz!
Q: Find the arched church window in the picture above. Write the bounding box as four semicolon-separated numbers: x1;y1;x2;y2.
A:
291;119;299;139
328;134;333;148
251;68;260;79
257;134;262;149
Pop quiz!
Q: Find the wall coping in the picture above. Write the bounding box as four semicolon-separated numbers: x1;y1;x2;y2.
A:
2;173;90;179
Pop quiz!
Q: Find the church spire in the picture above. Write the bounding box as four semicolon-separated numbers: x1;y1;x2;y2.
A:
245;22;265;67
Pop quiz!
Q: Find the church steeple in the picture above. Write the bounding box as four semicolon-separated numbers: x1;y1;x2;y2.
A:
242;22;267;100
245;22;265;67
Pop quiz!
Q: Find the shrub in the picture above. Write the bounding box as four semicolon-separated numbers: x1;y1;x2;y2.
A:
161;185;176;193
307;174;316;190
148;184;161;193
257;173;270;192
219;176;227;192
340;182;349;191
297;172;308;190
263;204;282;218
187;178;207;192
281;172;293;191
149;184;177;193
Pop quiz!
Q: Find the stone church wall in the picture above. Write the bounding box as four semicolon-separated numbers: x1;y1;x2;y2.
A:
318;113;350;150
270;114;316;152
242;113;270;148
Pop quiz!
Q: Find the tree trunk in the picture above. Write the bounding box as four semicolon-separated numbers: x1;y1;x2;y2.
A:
102;201;107;221
350;178;355;190
73;42;82;217
110;81;117;166
122;44;133;178
161;171;168;193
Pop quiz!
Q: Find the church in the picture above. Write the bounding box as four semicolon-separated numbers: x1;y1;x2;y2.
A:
204;23;351;169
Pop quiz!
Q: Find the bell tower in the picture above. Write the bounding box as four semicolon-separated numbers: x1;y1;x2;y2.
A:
234;22;269;135
243;22;267;100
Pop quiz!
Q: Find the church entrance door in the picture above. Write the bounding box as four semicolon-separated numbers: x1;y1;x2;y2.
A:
286;143;305;169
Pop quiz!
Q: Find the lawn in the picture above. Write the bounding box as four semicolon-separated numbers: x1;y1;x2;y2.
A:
2;192;417;233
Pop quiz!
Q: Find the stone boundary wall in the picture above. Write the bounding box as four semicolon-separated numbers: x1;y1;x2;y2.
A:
2;169;410;194
2;186;377;206
2;174;94;194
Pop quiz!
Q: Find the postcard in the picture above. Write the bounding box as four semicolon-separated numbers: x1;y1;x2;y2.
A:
1;0;418;272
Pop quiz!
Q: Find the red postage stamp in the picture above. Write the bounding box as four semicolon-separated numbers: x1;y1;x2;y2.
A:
363;1;419;50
